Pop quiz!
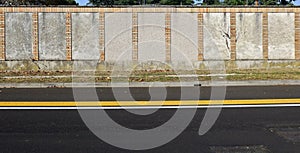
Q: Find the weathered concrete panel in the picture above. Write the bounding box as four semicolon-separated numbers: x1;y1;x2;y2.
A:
39;13;66;60
105;13;132;62
268;13;295;59
171;13;198;62
236;13;263;60
72;13;99;60
203;13;230;60
138;13;165;62
5;13;32;60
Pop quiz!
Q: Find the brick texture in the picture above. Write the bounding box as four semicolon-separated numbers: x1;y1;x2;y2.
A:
0;12;4;60
198;13;203;61
295;13;300;60
262;13;268;60
32;13;39;60
230;13;236;61
132;12;138;61
0;7;299;13
66;12;72;61
165;13;171;62
99;12;105;61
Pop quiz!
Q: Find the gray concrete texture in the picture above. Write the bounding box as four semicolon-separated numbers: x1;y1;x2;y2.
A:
72;13;100;60
105;13;132;62
138;13;165;62
39;13;66;60
5;13;32;60
268;13;295;59
2;12;298;62
171;13;198;62
236;13;263;60
203;13;231;60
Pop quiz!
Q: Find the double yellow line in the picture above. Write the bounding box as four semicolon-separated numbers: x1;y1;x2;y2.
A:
0;98;300;106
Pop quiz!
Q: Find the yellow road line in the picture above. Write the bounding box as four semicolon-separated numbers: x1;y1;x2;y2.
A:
0;99;300;106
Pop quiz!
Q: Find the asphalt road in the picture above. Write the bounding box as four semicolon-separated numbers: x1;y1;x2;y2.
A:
1;85;300;101
0;108;299;153
0;86;299;152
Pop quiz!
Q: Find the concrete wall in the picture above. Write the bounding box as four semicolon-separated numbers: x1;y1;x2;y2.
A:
39;13;66;60
268;13;295;59
1;7;300;66
138;13;165;62
105;13;132;62
72;13;99;60
5;13;32;60
236;13;263;60
171;13;198;62
203;13;230;60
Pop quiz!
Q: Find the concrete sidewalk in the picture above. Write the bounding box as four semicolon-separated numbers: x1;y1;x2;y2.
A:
1;80;300;88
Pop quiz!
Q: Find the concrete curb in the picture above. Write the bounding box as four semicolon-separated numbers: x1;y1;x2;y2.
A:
1;80;300;88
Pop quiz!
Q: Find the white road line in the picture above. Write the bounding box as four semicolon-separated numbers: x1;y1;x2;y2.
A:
0;104;300;109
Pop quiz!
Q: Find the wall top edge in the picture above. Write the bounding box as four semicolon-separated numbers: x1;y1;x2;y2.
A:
0;7;300;13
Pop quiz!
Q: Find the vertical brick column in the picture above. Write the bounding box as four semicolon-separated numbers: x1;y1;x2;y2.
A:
66;12;72;61
165;13;171;62
132;12;138;61
295;13;300;60
198;13;204;61
32;13;39;61
99;12;105;61
262;13;268;60
0;12;5;60
230;13;236;61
